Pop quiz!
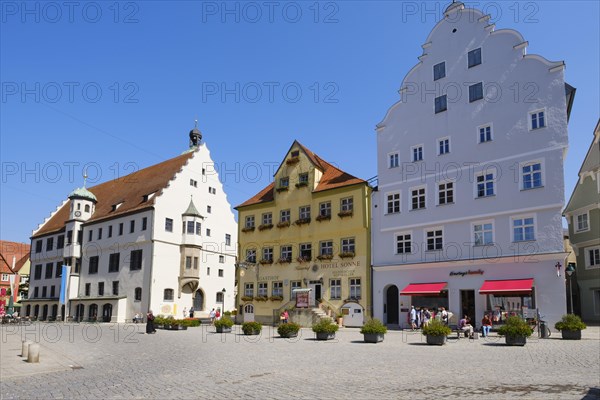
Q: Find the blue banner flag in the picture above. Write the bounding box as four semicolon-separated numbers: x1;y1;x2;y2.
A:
59;265;71;305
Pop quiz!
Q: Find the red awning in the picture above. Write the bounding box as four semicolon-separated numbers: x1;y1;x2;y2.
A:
479;279;534;295
400;282;447;296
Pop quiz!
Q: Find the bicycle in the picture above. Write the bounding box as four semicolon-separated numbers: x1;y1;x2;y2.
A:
530;313;551;338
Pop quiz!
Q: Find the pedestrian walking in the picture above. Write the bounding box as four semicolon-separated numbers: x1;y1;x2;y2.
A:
209;308;216;324
146;310;156;334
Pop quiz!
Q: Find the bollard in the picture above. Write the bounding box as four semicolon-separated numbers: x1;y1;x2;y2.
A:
21;340;33;358
27;343;40;363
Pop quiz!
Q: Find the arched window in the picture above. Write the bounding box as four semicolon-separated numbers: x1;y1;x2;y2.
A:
134;287;142;301
26;305;31;316
85;204;90;213
163;288;174;301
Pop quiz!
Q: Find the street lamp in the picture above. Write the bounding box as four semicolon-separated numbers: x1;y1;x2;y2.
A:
221;288;226;317
566;263;576;314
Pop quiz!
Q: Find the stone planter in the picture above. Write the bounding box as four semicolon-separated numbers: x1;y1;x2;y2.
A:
561;330;581;340
216;326;232;333
165;325;188;331
337;317;344;327
316;332;335;341
244;329;261;336
363;333;384;343
426;335;447;345
280;332;298;338
505;335;527;346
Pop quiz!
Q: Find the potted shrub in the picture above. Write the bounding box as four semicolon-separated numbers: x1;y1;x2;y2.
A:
555;314;586;340
214;316;234;333
497;316;533;346
422;319;452;345
242;321;262;335
277;322;301;338
336;312;344;327
361;318;387;343
312;319;339;341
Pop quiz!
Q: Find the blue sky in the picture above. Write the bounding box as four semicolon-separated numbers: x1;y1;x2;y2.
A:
1;1;599;243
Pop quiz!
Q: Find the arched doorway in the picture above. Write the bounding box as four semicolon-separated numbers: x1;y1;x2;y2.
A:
42;304;48;320
26;305;31;317
34;304;39;318
193;290;204;312
51;304;58;319
386;285;399;325
102;303;112;322
61;305;65;320
243;304;254;322
89;304;98;320
75;304;85;322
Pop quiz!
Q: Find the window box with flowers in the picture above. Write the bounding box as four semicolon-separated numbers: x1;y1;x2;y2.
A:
276;186;289;193
270;295;284;301
316;214;331;222
295;182;308;188
339;252;355;259
258;224;274;231
277;221;291;228
286;156;300;165
241;226;256;233
278;258;292;264
338;210;353;218
241;296;254;302
295;218;311;225
316;254;334;261
259;259;274;265
297;256;311;263
254;296;268;302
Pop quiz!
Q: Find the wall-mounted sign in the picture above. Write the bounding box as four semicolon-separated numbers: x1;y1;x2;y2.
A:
296;292;309;308
449;269;484;277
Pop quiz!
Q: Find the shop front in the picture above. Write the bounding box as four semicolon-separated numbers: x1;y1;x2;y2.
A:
374;254;567;329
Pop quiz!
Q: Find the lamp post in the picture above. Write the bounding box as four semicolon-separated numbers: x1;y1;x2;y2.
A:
221;288;226;318
566;264;575;314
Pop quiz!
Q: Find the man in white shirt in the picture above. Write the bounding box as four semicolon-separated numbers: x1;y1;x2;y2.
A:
409;306;417;330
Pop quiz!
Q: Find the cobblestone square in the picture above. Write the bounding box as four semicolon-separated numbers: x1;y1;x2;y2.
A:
1;323;599;399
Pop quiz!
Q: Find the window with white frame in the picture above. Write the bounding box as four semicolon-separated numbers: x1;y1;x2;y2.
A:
476;171;495;198
246;248;256;263
594;289;600;316
262;212;272;225
530;110;546;130
473;222;494;246
219;255;225;263
245;215;255;228
298;173;309;185
349;278;361;299
244;283;254;297
279;177;289;188
300;243;312;260
341;237;355;254
290;281;301;298
426;229;443;251
478;124;492;143
438;182;454;205
587;247;600;269
438;137;450;155
262;247;273;262
433;61;445;81
522;162;542;189
411;187;426;210
396;233;412;254
411;145;424;161
576;213;589;232
299;206;311;219
320;241;333;256
513;216;535;242
319;201;331;217
225;234;231;246
389;152;399;168
281;245;292;261
469;82;483;102
1;274;8;282
258;282;268;297
272;281;283;297
341;197;353;212
330;279;341;299
280;209;291;223
387;193;401;214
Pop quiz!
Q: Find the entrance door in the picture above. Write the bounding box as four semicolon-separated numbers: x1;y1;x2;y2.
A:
51;304;58;319
102;303;112;322
314;284;322;302
460;290;476;324
75;304;84;321
42;304;48;320
386;285;399;325
243;304;255;322
193;290;204;311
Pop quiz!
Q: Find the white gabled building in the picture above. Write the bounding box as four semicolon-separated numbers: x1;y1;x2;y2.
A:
372;2;575;329
24;124;237;322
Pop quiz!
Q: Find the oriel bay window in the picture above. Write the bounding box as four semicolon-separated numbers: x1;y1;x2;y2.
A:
330;279;341;300
349;278;361;300
186;256;192;269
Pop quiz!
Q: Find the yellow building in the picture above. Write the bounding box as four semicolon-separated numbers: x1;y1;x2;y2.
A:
235;141;371;326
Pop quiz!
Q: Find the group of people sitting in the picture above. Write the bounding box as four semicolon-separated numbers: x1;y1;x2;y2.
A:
457;314;494;338
409;306;494;338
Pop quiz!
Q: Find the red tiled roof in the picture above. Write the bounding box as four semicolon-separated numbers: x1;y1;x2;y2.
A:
33;151;195;238
237;141;366;208
0;241;30;274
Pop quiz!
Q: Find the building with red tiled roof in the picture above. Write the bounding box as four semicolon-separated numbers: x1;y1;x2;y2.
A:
0;241;30;314
23;125;237;322
235;140;372;326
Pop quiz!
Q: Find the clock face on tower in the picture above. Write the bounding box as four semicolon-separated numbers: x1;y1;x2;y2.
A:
74;211;82;217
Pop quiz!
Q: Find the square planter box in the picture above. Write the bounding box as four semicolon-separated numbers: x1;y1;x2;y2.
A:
363;333;384;343
426;335;447;345
165;325;188;331
280;332;298;338
316;332;335;341
561;330;581;340
243;329;261;335
505;335;527;346
216;326;232;333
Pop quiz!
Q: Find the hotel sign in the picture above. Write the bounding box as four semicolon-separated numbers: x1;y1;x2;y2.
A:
449;269;484;277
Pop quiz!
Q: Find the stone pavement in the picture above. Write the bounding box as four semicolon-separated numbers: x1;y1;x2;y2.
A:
1;323;599;399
